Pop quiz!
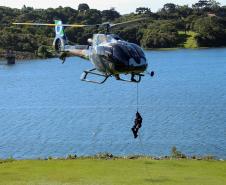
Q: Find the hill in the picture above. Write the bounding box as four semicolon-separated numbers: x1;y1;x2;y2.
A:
0;0;226;58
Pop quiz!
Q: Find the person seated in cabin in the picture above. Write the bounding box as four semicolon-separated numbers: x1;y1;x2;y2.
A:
131;111;143;139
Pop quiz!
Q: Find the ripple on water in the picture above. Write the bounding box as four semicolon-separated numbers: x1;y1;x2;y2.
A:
0;49;226;159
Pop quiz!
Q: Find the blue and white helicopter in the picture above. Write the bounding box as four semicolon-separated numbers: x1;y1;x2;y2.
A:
13;19;154;84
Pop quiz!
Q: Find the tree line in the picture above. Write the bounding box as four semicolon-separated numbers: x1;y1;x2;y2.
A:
0;0;226;57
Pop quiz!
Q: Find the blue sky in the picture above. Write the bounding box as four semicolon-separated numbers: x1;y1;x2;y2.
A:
1;0;226;14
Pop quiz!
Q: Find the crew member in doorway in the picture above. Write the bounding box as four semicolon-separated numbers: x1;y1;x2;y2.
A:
131;111;143;138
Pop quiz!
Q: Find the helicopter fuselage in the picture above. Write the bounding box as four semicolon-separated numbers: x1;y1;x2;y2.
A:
89;34;148;75
13;19;152;83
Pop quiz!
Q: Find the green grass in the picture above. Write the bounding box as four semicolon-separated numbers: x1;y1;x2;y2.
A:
0;159;225;185
178;31;198;49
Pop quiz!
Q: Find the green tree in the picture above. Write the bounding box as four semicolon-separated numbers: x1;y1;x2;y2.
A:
177;5;193;18
163;3;176;14
82;9;102;24
102;9;120;22
194;17;226;46
141;21;179;48
193;0;210;9
136;7;151;15
78;3;90;12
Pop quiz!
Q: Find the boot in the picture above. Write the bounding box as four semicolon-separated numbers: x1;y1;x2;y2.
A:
131;128;138;139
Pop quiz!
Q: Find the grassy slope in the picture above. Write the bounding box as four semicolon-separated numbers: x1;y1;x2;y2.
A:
178;31;198;49
0;159;225;185
148;31;199;50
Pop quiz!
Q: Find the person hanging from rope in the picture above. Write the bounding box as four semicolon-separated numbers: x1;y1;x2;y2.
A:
131;111;143;139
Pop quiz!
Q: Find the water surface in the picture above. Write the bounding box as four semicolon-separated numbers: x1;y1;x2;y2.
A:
0;48;225;159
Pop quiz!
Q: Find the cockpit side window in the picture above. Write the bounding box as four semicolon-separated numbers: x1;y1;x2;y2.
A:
96;35;108;45
113;45;130;64
132;44;145;58
93;34;117;46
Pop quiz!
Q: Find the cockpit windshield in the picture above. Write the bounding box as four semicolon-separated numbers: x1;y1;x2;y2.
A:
93;34;117;46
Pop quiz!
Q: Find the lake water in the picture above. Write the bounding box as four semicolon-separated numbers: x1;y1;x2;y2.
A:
0;48;225;159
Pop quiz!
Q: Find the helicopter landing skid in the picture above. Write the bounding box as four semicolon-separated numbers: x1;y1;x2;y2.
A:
80;68;110;84
117;74;144;83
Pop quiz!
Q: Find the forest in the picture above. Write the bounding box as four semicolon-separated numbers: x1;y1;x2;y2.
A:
0;0;226;58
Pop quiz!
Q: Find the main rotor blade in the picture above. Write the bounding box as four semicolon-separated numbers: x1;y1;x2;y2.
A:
110;18;147;28
12;22;92;27
12;18;147;30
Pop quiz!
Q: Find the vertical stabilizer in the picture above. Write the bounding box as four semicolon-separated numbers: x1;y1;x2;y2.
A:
53;20;67;53
55;20;65;38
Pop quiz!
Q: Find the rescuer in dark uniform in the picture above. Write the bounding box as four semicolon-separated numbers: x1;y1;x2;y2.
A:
131;111;143;138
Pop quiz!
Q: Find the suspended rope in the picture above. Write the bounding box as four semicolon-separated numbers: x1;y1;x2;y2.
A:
136;82;139;112
132;82;143;139
135;84;149;176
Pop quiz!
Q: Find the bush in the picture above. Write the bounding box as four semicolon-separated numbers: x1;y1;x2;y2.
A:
37;45;52;58
0;157;15;164
67;154;77;160
171;146;187;159
202;155;216;160
95;153;114;159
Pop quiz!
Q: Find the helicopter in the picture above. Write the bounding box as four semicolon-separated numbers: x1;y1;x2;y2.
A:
13;19;154;84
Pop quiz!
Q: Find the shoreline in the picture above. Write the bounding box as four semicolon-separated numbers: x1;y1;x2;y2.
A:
1;47;226;61
1;154;225;161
